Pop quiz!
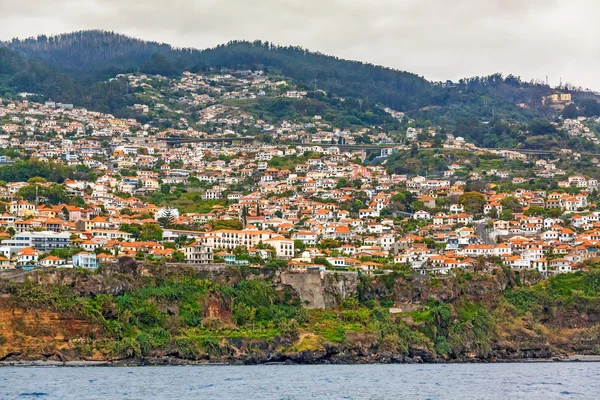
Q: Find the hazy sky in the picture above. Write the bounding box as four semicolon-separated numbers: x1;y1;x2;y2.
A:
1;0;599;90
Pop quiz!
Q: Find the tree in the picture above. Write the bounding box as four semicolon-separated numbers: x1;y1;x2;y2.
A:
86;171;98;182
562;103;578;119
410;143;418;157
458;192;486;214
352;179;363;189
241;205;249;225
120;224;141;239
500;196;523;213
160;184;171;195
319;238;340;249
172;251;185;262
264;259;288;270
336;178;349;189
209;219;243;231
500;209;514;221
545;208;563;218
411;200;425;211
580;99;600;117
140;224;163;241
294;240;307;252
314;257;333;268
143;52;176;76
351;199;365;214
157;207;177;227
524;206;545;217
27;177;47;184
18;184;69;205
528;119;558;136
474;256;487;273
70;196;86;207
391;193;406;204
175;234;189;247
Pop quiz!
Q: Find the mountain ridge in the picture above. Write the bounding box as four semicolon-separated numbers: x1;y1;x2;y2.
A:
3;30;440;112
2;30;600;150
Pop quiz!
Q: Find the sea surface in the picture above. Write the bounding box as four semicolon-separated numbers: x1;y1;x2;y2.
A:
1;363;599;399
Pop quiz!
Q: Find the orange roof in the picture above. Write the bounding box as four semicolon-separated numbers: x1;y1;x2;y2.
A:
97;253;115;259
18;247;38;255
335;226;351;233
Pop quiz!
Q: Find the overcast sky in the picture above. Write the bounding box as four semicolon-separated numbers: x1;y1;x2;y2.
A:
1;0;599;90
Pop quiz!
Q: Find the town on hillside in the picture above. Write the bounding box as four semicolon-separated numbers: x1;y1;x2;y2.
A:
1;68;600;277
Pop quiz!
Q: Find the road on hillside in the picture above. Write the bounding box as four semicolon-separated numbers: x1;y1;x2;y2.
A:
473;218;496;245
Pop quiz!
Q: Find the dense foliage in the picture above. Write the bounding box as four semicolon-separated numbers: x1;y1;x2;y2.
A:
5;261;600;362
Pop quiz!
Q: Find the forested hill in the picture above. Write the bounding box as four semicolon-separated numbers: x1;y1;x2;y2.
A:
2;30;600;149
0;30;565;114
2;31;177;75
4;31;441;111
0;47;79;101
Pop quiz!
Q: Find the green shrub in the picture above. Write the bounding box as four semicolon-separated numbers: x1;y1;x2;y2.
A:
235;280;276;307
112;337;142;358
180;303;203;327
201;336;223;356
174;337;200;359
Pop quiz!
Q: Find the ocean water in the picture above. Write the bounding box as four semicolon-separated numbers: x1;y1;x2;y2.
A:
1;363;599;399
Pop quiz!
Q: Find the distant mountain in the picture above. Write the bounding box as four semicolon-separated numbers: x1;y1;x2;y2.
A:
2;30;600;150
4;31;441;111
0;31;553;112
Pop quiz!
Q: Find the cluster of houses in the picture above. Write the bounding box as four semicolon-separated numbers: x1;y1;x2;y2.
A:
1;71;600;277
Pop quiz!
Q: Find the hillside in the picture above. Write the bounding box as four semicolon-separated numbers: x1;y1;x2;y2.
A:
3;31;172;73
1;259;600;364
1;32;546;112
4;31;440;112
0;47;79;102
2;30;600;149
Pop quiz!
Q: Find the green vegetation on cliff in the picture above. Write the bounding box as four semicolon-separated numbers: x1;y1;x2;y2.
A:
2;261;600;363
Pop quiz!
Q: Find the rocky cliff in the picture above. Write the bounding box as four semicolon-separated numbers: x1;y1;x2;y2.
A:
1;261;599;365
280;270;358;309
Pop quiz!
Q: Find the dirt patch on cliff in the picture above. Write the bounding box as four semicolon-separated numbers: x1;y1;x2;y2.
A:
0;302;102;361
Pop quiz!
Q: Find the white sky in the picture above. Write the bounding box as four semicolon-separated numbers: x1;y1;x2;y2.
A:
1;0;599;90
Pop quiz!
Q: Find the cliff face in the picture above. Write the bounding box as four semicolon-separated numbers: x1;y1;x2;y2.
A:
280;271;358;309
0;259;139;297
0;300;103;362
362;272;515;305
1;262;599;365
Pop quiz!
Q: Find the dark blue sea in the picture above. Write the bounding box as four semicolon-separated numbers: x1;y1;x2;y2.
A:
2;363;599;399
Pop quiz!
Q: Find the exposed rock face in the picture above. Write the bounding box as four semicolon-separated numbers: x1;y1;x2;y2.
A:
0;302;103;362
363;271;513;305
0;263;598;366
280;271;358;309
0;258;139;297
